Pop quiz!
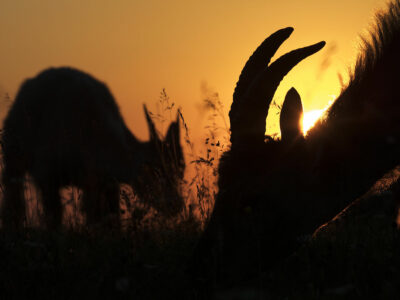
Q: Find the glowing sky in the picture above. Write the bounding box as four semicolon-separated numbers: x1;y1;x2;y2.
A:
0;0;386;141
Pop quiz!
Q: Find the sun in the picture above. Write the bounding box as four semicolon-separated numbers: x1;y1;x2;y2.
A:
301;95;335;135
302;109;325;134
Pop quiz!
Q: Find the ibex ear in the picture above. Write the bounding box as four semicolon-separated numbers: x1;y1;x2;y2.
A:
165;113;184;170
143;104;160;142
280;87;303;143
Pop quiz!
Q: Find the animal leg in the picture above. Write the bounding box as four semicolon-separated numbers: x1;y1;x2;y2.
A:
81;179;121;229
2;163;26;230
38;181;62;230
101;180;121;229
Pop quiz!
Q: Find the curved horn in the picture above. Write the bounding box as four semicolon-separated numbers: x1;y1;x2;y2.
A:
230;28;293;144
166;113;184;171
280;87;303;143
166;111;181;145
233;27;294;102
230;28;325;146
143;104;158;141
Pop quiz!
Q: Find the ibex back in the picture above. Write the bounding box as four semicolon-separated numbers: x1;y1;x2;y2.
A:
191;0;400;288
1;67;185;230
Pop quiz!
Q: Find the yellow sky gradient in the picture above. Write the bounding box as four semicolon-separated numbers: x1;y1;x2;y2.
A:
0;0;386;143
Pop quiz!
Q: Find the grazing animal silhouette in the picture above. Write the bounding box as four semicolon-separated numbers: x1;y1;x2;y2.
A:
191;0;400;289
1;67;185;230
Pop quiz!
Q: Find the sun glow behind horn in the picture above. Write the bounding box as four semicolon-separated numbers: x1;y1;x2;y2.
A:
302;96;335;134
302;109;325;133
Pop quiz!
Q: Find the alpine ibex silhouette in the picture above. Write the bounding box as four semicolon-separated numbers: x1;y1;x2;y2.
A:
191;0;400;287
1;67;185;230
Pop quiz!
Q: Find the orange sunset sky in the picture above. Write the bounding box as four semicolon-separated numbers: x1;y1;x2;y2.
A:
0;0;387;143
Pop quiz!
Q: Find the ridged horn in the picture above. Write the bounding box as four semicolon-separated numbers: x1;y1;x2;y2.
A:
230;28;325;146
280;87;303;143
143;104;159;141
233;27;294;102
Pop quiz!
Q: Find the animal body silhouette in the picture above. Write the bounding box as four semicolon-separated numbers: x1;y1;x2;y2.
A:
191;0;400;288
1;67;185;229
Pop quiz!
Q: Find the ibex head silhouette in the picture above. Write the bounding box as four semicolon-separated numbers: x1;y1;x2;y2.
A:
191;1;400;287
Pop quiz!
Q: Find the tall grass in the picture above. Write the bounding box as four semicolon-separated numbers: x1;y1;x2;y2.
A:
130;87;229;230
179;85;229;226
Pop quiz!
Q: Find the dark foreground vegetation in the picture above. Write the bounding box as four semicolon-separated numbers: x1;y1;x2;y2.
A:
0;221;199;299
0;170;399;299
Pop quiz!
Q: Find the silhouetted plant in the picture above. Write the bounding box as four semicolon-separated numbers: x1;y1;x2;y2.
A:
179;84;229;225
